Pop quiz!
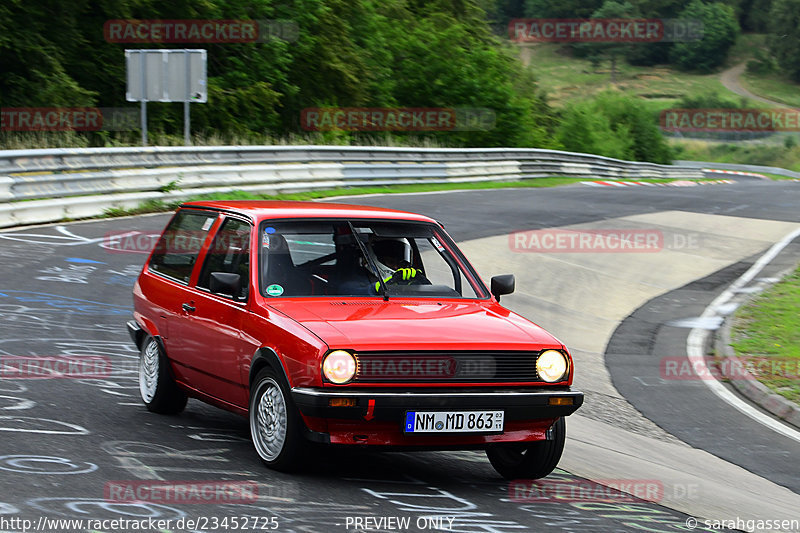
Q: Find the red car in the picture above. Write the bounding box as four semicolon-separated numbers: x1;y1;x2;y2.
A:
128;200;582;479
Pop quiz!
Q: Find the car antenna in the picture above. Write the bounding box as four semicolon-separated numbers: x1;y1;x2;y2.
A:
347;221;389;301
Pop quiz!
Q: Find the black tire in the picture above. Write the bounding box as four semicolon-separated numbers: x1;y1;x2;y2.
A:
249;367;306;472
138;336;187;415
486;417;566;479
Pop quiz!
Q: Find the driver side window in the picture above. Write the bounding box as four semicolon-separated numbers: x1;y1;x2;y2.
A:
197;217;251;299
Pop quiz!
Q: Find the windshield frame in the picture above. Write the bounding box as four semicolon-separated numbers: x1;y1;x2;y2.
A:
256;217;490;300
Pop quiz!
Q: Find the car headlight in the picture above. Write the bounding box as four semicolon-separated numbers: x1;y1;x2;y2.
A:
322;350;357;384
536;350;568;383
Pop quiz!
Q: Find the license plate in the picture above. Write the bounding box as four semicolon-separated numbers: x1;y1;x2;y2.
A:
404;410;504;433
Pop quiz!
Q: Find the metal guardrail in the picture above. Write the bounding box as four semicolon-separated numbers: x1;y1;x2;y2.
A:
0;145;704;228
0;145;703;174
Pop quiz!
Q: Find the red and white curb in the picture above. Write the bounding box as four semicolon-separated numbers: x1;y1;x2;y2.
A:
581;179;734;187
702;168;768;179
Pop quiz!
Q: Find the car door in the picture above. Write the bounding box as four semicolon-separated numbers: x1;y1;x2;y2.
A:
144;208;220;386
173;215;253;408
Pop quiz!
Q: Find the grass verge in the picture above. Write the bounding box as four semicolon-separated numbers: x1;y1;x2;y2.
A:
672;139;800;171
731;264;800;404
755;172;799;181
740;73;800;109
518;43;748;109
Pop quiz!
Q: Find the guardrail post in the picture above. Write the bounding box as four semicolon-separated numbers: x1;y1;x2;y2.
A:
0;177;13;201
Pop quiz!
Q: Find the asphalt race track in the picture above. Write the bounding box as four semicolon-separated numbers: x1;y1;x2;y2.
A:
1;178;799;533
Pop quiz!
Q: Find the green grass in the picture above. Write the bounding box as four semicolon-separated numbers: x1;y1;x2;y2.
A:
99;176;711;218
731;264;800;404
671;139;800;171
519;43;749;109
731;33;800;109
754;171;799;181
740;73;800;109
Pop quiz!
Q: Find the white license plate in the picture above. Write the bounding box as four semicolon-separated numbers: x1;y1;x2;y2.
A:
404;410;504;433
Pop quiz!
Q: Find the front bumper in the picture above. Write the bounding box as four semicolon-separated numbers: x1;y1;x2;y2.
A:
292;387;583;422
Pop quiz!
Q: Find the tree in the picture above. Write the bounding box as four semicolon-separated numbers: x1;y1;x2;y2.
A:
0;0;97;106
579;0;641;83
524;0;603;18
669;0;739;72
767;0;800;81
737;0;773;31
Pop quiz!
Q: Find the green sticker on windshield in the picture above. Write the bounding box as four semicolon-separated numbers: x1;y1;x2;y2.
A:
266;284;284;297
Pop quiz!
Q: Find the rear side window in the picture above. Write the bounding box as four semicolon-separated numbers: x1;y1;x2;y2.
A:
149;210;217;284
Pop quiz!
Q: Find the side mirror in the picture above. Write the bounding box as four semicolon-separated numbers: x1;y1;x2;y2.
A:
210;272;241;297
490;274;515;302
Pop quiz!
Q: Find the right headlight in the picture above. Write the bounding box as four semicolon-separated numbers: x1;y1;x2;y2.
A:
536;350;569;383
322;350;357;384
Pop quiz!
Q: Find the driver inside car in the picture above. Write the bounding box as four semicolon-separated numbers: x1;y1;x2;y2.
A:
367;237;430;294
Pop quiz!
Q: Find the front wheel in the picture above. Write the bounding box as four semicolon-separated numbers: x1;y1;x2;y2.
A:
249;368;305;472
486;417;566;479
138;336;187;414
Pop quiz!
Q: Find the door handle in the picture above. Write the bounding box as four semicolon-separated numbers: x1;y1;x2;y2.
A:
182;303;196;313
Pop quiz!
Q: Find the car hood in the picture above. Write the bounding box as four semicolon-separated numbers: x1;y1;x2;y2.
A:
267;299;562;351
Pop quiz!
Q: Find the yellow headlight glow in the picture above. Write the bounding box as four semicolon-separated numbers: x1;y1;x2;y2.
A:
536;350;568;383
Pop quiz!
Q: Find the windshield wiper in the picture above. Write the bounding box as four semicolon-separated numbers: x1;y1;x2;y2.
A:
347;221;389;301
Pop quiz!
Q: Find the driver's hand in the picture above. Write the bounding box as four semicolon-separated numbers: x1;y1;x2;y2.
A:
392;268;417;281
373;268;419;293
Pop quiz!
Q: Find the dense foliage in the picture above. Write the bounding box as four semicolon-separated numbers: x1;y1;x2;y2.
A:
556;92;673;163
519;0;741;73
3;0;799;163
669;0;739;71
0;0;560;148
766;0;800;82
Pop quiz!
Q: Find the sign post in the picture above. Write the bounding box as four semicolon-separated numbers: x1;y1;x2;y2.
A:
125;49;207;146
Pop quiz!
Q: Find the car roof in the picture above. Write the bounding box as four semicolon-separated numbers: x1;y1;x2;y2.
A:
179;200;438;224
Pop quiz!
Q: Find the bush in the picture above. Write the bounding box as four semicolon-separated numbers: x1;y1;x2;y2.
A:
746;48;778;75
677;92;746;109
556;92;673;163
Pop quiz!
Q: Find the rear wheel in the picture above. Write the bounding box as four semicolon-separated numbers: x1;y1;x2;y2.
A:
138;336;187;414
486;417;566;479
249;367;305;472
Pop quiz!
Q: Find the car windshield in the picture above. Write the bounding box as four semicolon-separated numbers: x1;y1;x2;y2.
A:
258;220;486;299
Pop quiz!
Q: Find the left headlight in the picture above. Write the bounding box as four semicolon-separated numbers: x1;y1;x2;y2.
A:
322;350;357;384
536;350;569;383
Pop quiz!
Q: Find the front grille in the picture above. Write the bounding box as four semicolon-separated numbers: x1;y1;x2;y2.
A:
354;350;541;383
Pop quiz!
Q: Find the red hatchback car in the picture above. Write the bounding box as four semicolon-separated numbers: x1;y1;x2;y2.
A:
128;200;583;479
